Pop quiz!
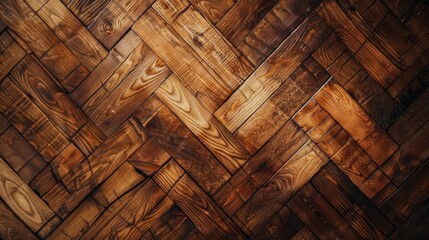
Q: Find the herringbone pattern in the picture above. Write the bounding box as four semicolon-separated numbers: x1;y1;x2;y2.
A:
0;0;428;239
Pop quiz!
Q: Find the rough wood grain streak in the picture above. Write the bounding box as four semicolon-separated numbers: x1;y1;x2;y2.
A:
188;0;234;24
0;41;26;80
233;141;328;236
38;0;108;70
0;78;69;161
288;183;362;240
312;162;395;238
88;47;170;136
70;30;142;106
66;0;110;26
139;103;230;194
0;199;38;240
60;117;148;192
156;75;250;173
154;0;253;90
314;80;398;165
317;0;402;88
0;0;59;57
10;56;87;137
238;0;320;66
133;8;231;111
216;0;278;47
215;13;330;132
169;174;246;240
0;157;54;232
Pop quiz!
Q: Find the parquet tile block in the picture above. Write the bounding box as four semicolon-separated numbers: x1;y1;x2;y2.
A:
0;0;428;239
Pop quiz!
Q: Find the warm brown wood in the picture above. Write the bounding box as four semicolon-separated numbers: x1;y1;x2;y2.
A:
0;0;428;239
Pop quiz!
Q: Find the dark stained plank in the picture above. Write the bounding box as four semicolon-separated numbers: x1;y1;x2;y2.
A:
136;96;231;194
0;77;69;161
169;174;246;239
288;183;362;240
0;156;55;232
317;0;402;88
0;0;59;57
0;199;38;240
215;13;331;132
0;38;26;80
60;117;149;192
312;162;395;239
381;159;429;226
216;0;278;47
155;75;250;173
238;0;320;66
38;0;108;70
389;198;429;239
133;8;232;112
233;141;328;236
10;55;88;138
314;80;398;165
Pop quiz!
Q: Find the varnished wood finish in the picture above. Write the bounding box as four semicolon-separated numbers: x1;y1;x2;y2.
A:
0;0;428;239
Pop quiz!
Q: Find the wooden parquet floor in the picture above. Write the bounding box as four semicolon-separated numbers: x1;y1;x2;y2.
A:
0;0;428;239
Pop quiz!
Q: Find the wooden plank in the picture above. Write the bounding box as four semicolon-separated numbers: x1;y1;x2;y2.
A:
288;183;362;240
0;126;37;171
312;162;395;239
61;64;89;92
66;0;110;26
38;0;108;70
233;141;328;236
169;174;246;239
314;80;398;165
60;117;148;192
40;42;80;80
216;0;278;47
70;29;143;106
238;0;320;66
87;45;170;136
214;13;330;132
71;120;107;157
388;198;429;239
0;199;38;240
188;0;234;24
10;56;87;138
29;166;57;196
317;0;402;88
0;157;54;232
133;8;232;111
0;0;59;57
214;121;308;216
137;98;231;194
17;154;46;183
0;114;10;134
381;160;429;226
0;40;26;80
382;121;429;186
0;78;69;161
50;143;86;181
154;0;253;90
155;75;250;173
234;65;321;154
251;206;303;240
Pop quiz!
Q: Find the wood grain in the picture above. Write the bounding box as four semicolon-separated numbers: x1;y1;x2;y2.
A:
0;199;38;240
156;75;250;173
0;157;54;232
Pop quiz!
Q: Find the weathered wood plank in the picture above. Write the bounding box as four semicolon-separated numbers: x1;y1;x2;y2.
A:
133;8;232;111
155;75;250;173
314;80;398;165
0;199;38;240
0;157;55;232
214;13;330;132
38;0;108;70
188;0;234;24
0;0;59;57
